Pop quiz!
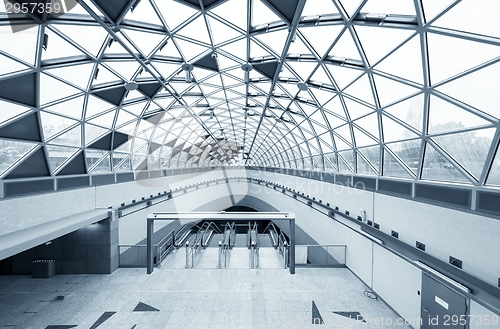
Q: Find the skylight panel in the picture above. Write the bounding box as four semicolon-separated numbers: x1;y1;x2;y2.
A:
174;38;210;61
177;15;211;44
252;0;283;26
154;0;199;31
210;0;247;30
0;25;38;65
123;29;166;57
361;0;416;16
255;29;288;56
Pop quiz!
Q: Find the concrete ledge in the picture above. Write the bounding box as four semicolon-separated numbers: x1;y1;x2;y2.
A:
0;208;110;260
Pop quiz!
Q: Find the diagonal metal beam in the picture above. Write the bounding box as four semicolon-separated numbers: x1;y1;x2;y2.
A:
245;0;306;165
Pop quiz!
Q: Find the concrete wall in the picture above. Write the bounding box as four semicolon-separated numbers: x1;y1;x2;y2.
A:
1;217;118;275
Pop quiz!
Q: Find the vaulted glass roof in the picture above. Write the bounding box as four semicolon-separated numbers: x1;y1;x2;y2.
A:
0;0;500;186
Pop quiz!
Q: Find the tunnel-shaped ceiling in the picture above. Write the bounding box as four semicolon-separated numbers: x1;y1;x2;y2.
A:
0;0;500;186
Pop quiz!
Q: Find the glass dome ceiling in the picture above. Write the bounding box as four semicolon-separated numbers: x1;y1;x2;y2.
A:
0;0;500;186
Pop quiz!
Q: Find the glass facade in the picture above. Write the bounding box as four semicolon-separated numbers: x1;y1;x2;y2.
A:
0;0;499;186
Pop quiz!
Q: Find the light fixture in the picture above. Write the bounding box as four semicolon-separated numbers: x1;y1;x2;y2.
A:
181;63;194;83
241;63;253;84
42;33;49;50
414;261;471;293
93;68;99;80
124;81;139;91
297;82;308;91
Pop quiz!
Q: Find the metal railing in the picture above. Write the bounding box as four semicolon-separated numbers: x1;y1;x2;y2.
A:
263;222;279;248
186;222;221;268
156;230;174;268
218;222;235;268
249;222;259;269
278;231;289;269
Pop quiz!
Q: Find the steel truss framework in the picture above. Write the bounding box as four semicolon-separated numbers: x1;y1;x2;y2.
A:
0;0;500;187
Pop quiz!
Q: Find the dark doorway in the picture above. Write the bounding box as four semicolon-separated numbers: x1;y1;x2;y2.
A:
223;205;258;212
421;274;467;328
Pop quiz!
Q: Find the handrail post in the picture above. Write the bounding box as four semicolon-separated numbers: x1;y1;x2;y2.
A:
185;241;190;269
218;241;222;269
147;218;154;274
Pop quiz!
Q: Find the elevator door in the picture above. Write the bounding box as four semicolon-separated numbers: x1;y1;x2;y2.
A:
421;274;467;329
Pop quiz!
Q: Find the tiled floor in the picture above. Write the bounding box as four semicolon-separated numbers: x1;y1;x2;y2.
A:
0;267;411;329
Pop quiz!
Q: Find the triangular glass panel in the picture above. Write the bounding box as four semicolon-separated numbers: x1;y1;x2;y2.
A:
328;29;361;60
85;123;109;145
361;0;416;15
422;142;471;184
252;0;283;26
219;38;247;62
255;29;289;56
427;33;500;84
343;74;375;105
90;153;111;173
323;96;346;119
375;35;423;84
288;34;313;55
353;112;379;140
309;88;334;106
93;64;122;86
333;124;353;147
105;61;141;81
357;151;377;175
338;150;354;172
210;0;247;30
155;38;182;58
57;24;108;57
0;54;28;77
343;97;373;120
175;38;210;61
373;74;420;107
0;139;37;176
323;110;346;129
86;149;107;171
432;0;500;38
0;25;38;65
155;0;198;31
124;0;163;26
115;139;132;153
386;139;421;175
42;28;85;61
40;111;78;141
0;100;31;125
85;95;115;118
428;95;492;134
436;61;500;119
355;25;414;66
88;110;117;129
353;125;377;147
115;109;138;127
123;29;165;56
486;144;500;186
45;63;94;90
207;16;243;46
383;149;413;178
302;0;339;16
217;54;240;71
46;145;78;173
432;128;495;179
49;124;82;147
116;122;137;135
422;0;454;22
382;114;419;143
112;152;129;169
383;94;424;132
123;101;148;116
177;15;211;44
39;73;81;106
287;61;318;81
326;64;363;90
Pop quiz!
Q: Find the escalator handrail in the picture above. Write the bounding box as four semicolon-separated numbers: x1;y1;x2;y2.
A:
264;222;279;248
